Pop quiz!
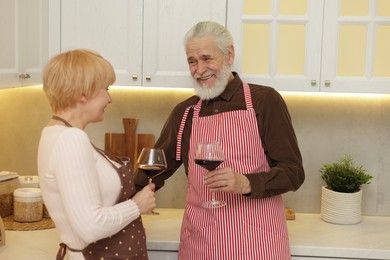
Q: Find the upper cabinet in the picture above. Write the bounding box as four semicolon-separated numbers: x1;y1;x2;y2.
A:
0;0;59;89
321;0;390;93
60;0;143;87
4;0;387;93
60;0;226;87
227;0;390;94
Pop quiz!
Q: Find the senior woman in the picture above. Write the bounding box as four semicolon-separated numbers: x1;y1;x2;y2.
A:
38;49;156;260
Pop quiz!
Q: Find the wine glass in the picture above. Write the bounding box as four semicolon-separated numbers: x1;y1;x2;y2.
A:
136;148;167;215
136;148;167;183
194;142;226;208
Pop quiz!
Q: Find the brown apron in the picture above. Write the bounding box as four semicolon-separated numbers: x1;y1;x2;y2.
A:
52;116;148;260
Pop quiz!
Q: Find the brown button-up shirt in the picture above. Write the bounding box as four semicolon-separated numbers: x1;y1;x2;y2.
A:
136;73;304;199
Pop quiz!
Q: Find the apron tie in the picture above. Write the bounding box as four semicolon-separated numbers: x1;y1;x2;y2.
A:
56;243;83;260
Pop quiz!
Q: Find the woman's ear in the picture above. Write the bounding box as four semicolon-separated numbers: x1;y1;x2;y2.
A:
79;94;88;103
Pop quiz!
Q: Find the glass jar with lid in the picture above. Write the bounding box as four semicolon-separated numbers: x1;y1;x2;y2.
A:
13;188;43;222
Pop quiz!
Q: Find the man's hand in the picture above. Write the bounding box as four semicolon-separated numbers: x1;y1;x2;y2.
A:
203;168;251;194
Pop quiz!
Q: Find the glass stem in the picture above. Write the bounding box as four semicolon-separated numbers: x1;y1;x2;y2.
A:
147;178;159;214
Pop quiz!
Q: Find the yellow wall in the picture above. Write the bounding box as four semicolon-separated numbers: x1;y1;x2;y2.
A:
0;86;193;208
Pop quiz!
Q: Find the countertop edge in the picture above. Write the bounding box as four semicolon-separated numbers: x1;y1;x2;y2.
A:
1;210;389;260
290;246;390;259
141;209;390;259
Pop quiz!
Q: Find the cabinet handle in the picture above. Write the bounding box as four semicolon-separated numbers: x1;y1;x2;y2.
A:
19;73;31;79
132;74;138;80
310;80;317;86
324;80;331;87
145;75;151;81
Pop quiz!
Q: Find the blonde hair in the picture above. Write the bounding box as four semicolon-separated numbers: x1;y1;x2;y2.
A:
43;49;116;113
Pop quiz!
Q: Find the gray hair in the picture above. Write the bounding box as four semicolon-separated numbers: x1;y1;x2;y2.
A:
183;21;234;55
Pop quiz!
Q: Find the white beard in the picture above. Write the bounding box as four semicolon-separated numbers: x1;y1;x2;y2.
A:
192;63;231;100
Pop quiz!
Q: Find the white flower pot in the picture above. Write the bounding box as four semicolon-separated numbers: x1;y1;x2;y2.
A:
320;186;362;225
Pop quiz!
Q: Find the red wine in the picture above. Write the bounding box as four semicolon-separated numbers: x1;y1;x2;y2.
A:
195;159;223;171
138;164;166;177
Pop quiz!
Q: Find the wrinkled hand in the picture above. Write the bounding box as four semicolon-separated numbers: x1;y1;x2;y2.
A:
204;168;251;194
132;183;156;214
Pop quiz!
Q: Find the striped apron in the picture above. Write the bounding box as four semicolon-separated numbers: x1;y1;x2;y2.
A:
176;83;290;260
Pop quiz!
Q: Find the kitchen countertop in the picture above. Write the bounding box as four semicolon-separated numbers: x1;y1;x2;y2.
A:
1;208;390;259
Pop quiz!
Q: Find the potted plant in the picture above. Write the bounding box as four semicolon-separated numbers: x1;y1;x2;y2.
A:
319;155;373;225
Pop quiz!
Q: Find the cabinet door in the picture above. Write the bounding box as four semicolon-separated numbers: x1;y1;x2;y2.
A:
143;0;226;88
321;0;390;93
227;0;324;92
61;0;226;88
60;0;143;86
228;0;390;94
0;0;50;89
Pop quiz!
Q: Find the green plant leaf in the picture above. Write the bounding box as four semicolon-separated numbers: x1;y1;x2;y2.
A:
319;155;373;193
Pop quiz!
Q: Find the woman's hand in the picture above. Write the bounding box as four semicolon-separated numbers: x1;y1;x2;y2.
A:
204;168;251;195
132;183;156;214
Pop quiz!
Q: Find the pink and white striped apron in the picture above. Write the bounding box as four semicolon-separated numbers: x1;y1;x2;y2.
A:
176;83;290;260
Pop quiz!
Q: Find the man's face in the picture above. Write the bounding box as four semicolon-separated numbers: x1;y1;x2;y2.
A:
186;35;234;100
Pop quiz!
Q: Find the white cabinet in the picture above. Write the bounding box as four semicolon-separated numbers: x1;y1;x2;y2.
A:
60;0;226;87
227;0;323;92
227;0;390;94
60;0;143;86
321;0;390;94
0;0;59;89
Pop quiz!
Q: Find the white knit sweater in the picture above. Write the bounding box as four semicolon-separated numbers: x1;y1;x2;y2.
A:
38;126;140;260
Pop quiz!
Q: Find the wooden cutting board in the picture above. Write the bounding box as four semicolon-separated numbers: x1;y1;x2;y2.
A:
104;118;155;171
123;118;138;169
0;216;4;246
104;133;126;158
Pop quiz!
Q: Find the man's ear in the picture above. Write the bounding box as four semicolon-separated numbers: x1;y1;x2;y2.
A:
227;45;235;65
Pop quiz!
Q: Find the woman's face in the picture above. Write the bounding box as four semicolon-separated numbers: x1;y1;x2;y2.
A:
83;87;112;123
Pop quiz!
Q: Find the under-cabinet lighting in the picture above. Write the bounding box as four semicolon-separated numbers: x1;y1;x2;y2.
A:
6;85;390;100
111;86;194;92
280;91;390;99
111;86;390;99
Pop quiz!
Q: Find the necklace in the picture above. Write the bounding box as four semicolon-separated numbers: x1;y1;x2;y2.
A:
52;116;72;127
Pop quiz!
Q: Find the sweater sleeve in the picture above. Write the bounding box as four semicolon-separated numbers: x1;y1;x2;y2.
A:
50;128;140;243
